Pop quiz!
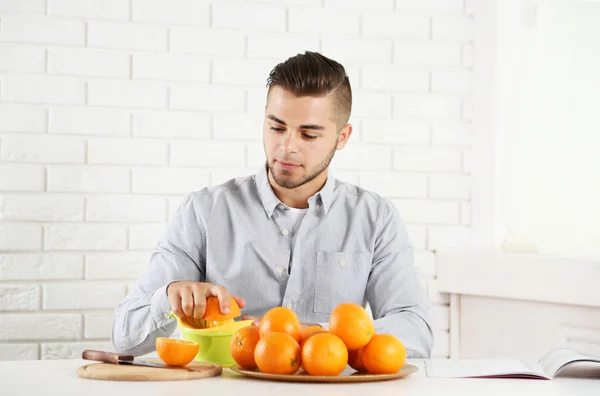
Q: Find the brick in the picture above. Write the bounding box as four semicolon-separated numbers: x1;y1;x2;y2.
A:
0;104;46;133
0;344;39;360
289;8;359;35
332;145;391;170
0;194;84;222
84;312;114;339
42;341;114;359
432;16;474;41
48;47;129;78
44;282;126;310
0;285;40;311
359;172;427;198
213;3;285;32
325;0;393;8
462;150;472;173
432;71;472;94
246;142;265;168
464;0;475;16
45;224;127;251
461;202;471;225
170;141;246;167
1;134;85;163
47;166;129;193
247;32;319;59
86;252;151;280
322;38;392;64
170;84;245;111
87;137;168;166
462;44;474;68
363;12;429;39
210;169;257;187
361;120;429;144
213;114;263;141
431;122;472;146
88;80;167;109
353;93;392;117
394;40;462;66
394;94;461;119
212;59;275;86
362;67;428;92
133;111;210;139
86;195;166;222
132;0;208;25
430;173;470;199
396;0;463;13
0;0;45;13
246;88;268;114
0;15;85;45
462;97;473;121
0;314;81;340
0;164;44;191
407;226;427;250
48;0;128;20
132;167;209;194
0;44;45;73
428;225;471;250
169;27;245;57
88;22;167;51
132;53;209;83
414;251;436;276
393;199;460;225
0;224;43;251
431;304;450;330
129;224;165;250
49;107;130;136
0;254;83;280
432;330;450;357
393;147;462;171
1;75;85;105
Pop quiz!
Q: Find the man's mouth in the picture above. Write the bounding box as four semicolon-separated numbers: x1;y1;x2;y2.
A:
277;160;301;170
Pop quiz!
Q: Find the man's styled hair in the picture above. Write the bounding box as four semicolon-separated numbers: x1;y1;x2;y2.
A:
266;51;352;129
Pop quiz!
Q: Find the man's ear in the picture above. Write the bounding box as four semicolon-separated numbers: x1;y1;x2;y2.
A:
336;123;353;150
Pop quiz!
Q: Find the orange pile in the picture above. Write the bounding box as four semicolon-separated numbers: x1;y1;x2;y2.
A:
229;303;407;376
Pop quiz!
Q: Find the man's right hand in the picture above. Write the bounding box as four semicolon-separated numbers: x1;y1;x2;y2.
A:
166;281;246;319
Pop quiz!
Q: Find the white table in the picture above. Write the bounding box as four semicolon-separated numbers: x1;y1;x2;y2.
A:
1;358;599;396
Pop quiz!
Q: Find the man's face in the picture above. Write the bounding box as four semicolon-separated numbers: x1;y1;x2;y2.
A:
263;86;351;190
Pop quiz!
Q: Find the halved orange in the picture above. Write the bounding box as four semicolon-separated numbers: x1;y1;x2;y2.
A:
156;337;199;366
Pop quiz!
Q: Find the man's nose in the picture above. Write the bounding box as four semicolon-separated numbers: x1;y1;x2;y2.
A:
281;130;299;154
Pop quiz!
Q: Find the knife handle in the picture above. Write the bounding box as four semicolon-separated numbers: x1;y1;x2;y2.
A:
82;350;135;364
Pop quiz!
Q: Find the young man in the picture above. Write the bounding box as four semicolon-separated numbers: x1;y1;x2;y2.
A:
111;51;434;358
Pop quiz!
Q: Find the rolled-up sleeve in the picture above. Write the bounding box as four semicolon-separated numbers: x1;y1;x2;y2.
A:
366;199;434;358
111;193;206;356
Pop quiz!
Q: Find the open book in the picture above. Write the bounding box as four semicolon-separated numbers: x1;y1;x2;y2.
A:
425;348;600;380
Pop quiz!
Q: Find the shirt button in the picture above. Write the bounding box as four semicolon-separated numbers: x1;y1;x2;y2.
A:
339;259;346;266
286;302;292;309
281;229;289;236
164;313;170;319
316;204;321;209
139;332;145;339
277;266;284;273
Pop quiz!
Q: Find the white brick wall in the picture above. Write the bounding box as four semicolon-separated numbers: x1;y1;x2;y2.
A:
0;0;473;360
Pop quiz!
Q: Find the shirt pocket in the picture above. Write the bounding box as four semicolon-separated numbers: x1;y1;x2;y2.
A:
313;251;372;314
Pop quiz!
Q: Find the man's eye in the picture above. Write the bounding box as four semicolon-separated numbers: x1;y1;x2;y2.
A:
270;127;285;132
303;135;317;140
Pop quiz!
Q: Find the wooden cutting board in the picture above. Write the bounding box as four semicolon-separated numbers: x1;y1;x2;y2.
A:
77;360;222;381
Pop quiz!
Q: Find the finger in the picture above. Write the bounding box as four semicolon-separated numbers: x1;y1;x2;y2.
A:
168;291;184;319
252;318;261;327
192;287;207;319
180;287;195;318
242;315;259;321
233;296;246;308
208;284;231;315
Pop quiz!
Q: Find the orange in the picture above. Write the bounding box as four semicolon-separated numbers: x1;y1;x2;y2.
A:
299;325;328;371
230;325;260;369
362;334;406;374
156;337;199;366
348;347;367;372
328;303;375;350
254;332;301;375
301;332;348;376
258;306;302;343
196;296;241;328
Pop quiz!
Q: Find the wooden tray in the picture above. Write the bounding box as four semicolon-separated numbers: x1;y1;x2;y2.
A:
77;359;222;381
229;363;418;383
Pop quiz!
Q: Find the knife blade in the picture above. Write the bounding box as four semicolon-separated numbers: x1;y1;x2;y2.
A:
82;349;192;370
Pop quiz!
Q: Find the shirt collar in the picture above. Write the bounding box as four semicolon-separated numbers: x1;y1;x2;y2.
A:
255;164;336;219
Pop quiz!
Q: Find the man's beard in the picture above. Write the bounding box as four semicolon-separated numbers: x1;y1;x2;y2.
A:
266;144;337;190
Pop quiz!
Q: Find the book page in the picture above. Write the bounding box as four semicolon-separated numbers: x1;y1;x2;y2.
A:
425;359;547;379
539;348;600;378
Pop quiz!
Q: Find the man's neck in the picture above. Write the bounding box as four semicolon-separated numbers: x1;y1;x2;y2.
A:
268;169;328;209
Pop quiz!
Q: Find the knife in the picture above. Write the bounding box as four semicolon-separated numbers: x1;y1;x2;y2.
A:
82;349;193;370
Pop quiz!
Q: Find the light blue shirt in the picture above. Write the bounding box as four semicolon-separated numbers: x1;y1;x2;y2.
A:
111;165;434;358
